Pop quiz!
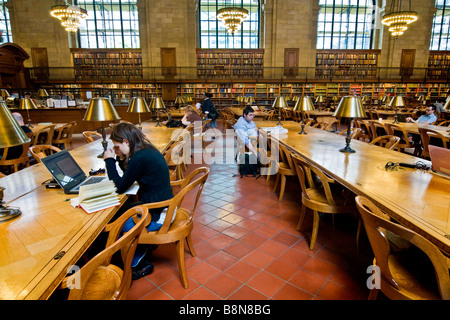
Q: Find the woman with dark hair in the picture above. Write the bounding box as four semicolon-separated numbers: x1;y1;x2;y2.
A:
103;122;173;278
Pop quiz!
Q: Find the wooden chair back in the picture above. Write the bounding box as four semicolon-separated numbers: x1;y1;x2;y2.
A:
385;123;413;150
31;124;55;146
355;196;450;300
138;167;210;288
164;140;186;180
0;141;31;172
418;127;449;159
367;120;387;140
53;121;76;149
369;135;401;150
355;119;372;141
82;131;102;143
339;127;362;140
60;206;150;300
29;145;62;163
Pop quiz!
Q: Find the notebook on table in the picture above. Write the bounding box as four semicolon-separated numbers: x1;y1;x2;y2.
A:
428;145;450;178
41;149;107;194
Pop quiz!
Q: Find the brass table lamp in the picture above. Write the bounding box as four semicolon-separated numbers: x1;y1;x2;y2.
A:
293;96;314;135
315;95;324;110
18;98;38;128
37;89;49;107
389;95;405;124
272;96;288;125
83;97;121;158
245;96;255;105
0;89;10;100
0;102;31;222
151;97;165;127
175;96;185;108
333;96;366;153
128;97;151;130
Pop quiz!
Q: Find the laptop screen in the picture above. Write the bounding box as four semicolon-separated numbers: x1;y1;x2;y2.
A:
41;150;87;190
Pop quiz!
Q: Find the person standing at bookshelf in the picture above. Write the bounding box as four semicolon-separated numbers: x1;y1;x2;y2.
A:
103;122;174;279
201;92;218;128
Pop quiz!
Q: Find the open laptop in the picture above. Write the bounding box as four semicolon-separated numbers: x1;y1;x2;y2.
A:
428;145;450;178
41;150;107;194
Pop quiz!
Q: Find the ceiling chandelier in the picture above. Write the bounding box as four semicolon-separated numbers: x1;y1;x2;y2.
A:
50;2;88;32
381;0;418;37
217;1;249;35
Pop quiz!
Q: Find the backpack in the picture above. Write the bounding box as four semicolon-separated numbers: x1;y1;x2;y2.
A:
208;105;220;120
235;154;261;179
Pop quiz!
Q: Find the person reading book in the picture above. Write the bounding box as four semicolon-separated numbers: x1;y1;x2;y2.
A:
103;122;174;279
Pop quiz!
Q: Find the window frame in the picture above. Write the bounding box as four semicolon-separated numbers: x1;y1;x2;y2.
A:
316;0;375;50
0;0;12;43
75;0;140;49
430;0;450;50
199;0;260;49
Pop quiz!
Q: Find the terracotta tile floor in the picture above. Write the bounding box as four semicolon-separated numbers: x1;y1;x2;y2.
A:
109;127;376;301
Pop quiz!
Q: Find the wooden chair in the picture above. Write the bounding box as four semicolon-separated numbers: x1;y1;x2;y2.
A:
53;121;76;149
164;140;186;180
436;120;450;127
385;123;414;153
29;145;62;163
31;124;56;146
291;153;358;251
354;119;372;142
82;131;103;143
338;127;363;140
0;172;6;178
369;135;401;150
138;167;210;289
0;141;31;173
59;205;150;300
272;143;297;201
355;196;450;300
367;120;387;140
418;127;449;159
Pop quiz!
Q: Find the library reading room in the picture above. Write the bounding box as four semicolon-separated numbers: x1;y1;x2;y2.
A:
0;0;449;306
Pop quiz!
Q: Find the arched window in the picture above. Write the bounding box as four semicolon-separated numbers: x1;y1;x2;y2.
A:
0;0;12;43
317;0;375;49
75;0;140;49
430;0;450;50
199;0;260;49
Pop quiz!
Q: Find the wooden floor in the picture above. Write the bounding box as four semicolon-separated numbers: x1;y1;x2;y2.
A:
68;123;376;300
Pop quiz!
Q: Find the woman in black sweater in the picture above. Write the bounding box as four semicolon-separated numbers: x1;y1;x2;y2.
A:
103;122;173;278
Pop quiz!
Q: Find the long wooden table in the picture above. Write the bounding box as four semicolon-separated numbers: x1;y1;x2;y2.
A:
0;122;181;300
362;119;450;136
256;120;450;255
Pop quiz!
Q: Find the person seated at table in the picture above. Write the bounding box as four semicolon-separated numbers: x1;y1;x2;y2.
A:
234;106;259;158
103;122;174;279
433;100;446;113
181;105;202;127
406;105;437;125
0;113;32;160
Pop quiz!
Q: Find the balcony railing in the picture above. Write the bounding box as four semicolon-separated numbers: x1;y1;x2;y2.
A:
28;66;450;83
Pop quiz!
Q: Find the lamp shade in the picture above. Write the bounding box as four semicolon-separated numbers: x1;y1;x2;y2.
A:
444;99;450;111
417;95;425;102
37;89;49;98
151;97;166;110
127;97;151;113
83;97;121;121
175;96;185;104
389;95;405;108
272;96;288;109
361;95;370;102
1;89;10;99
0;102;31;148
315;95;324;103
245;96;255;104
19;98;38;110
293;96;315;112
333;96;366;119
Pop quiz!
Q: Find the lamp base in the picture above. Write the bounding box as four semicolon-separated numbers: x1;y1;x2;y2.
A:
298;123;307;135
0;206;21;223
339;146;356;153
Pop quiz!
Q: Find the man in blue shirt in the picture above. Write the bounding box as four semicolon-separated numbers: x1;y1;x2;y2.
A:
234;106;259;157
406;105;437;125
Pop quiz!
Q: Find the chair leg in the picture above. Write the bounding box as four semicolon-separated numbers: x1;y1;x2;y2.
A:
176;240;189;289
356;217;362;252
368;289;378;300
185;235;196;257
309;210;320;251
272;173;280;192
296;205;307;231
278;174;286;201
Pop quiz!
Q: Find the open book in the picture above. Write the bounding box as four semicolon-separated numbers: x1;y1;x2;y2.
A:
76;180;120;214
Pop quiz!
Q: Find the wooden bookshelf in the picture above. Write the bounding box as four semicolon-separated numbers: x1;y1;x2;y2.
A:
427;51;450;80
315;50;380;80
71;49;143;80
196;49;264;79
